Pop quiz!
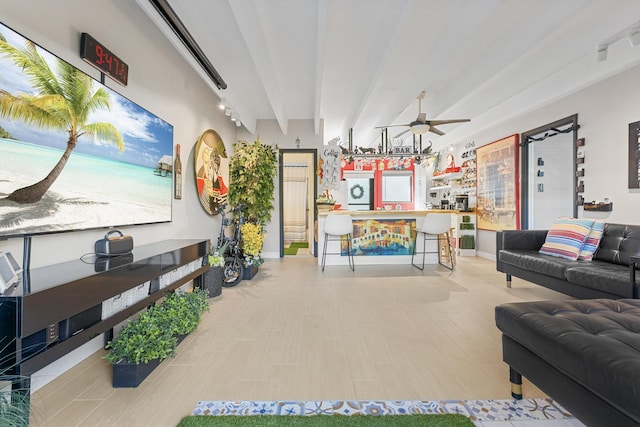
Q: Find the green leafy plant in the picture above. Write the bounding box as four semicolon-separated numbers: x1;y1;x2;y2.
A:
104;305;177;364
228;138;278;225
0;339;31;427
208;251;225;267
104;288;209;364
157;288;209;336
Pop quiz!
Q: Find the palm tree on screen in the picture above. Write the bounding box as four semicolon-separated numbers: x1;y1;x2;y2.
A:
0;34;124;204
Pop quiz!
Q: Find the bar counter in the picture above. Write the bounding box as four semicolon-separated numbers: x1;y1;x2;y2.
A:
317;209;461;267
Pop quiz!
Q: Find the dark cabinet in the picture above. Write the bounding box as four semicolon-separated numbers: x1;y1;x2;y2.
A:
0;239;208;390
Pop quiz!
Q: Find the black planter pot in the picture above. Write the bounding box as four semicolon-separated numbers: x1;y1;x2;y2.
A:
243;264;259;280
113;358;161;388
112;334;188;388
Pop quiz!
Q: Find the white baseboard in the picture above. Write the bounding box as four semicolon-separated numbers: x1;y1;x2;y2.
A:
477;250;496;261
30;334;104;393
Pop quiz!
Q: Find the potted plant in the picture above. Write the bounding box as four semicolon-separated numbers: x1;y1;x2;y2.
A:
228;138;278;225
105;288;209;387
228;138;278;276
240;222;265;279
202;249;225;297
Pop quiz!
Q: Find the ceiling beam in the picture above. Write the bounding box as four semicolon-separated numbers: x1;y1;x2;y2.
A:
314;0;328;136
228;0;289;135
345;0;413;145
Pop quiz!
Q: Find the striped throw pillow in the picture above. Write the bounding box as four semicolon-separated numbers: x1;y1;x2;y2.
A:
539;218;595;260
578;220;605;261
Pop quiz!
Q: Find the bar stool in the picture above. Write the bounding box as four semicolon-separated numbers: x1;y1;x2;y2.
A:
321;213;355;271
412;213;454;271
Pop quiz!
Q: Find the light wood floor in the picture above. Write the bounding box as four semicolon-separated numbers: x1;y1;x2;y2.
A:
30;255;571;426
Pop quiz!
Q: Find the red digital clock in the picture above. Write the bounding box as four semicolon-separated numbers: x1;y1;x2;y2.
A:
80;33;128;86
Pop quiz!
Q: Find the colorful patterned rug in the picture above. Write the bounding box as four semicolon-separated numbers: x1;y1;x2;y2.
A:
193;398;576;423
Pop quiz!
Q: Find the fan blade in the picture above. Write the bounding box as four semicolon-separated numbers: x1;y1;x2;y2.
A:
428;126;445;136
427;119;470;126
394;128;411;138
416;112;427;123
375;124;411;129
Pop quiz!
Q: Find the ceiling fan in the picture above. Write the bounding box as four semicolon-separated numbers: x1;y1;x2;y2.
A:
376;91;470;137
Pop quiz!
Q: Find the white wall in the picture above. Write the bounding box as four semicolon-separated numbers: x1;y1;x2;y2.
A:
450;63;640;259
0;0;236;391
0;0;236;266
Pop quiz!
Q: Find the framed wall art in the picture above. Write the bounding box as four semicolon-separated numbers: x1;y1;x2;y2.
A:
344;218;416;256
629;121;640;189
476;134;520;231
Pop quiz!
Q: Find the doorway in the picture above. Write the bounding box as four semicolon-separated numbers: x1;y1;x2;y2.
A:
521;115;579;229
279;149;317;257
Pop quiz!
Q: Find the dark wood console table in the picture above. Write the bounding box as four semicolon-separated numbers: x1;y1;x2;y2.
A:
0;238;209;401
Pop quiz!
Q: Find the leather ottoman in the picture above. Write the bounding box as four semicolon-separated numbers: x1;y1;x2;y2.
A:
495;299;640;427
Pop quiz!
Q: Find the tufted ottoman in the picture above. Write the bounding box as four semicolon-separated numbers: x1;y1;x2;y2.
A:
495;299;640;427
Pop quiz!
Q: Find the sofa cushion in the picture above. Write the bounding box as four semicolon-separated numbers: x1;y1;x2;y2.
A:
594;223;640;266
495;299;640;423
565;261;638;298
578;219;605;261
539;218;594;260
499;249;580;280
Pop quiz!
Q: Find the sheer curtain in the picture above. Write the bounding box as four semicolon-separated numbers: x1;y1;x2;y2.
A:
283;164;308;242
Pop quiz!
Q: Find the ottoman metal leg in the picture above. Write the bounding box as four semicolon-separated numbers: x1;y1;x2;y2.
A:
510;367;523;399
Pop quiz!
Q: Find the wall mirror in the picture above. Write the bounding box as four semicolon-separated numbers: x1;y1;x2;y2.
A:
520;114;578;229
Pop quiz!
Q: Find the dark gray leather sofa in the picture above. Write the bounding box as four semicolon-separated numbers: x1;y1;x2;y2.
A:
496;223;640;299
495;299;640;427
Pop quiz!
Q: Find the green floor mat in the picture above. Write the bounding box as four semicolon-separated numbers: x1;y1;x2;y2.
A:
285;241;309;255
178;414;474;426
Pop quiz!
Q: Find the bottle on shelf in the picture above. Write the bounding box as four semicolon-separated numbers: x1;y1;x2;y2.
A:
174;144;182;199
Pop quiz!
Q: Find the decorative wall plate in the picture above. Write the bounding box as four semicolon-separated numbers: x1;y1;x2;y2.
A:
194;129;228;215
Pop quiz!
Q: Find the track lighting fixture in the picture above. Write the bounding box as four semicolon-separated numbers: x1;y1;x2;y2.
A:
230;112;236;122
597;46;608;62
218;98;226;110
596;20;640;62
224;107;232;116
144;0;227;90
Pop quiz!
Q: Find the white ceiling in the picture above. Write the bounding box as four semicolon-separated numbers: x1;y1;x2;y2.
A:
138;0;640;150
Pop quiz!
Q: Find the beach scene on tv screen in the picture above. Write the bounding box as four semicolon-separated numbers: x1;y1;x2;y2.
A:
0;22;173;237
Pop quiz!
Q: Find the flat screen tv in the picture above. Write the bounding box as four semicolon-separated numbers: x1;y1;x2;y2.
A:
0;21;174;239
